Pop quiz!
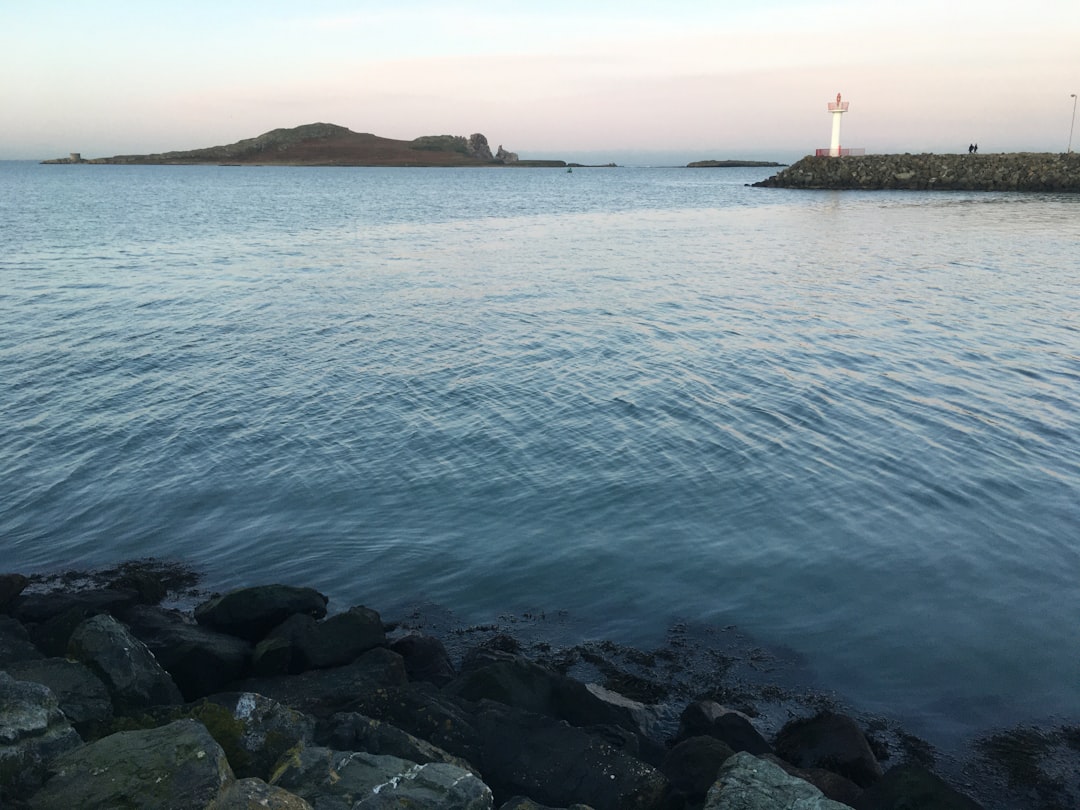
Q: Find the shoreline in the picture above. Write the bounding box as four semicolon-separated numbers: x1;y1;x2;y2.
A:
3;560;1078;809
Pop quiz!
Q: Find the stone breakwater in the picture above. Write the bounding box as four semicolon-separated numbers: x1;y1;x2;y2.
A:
753;152;1080;192
1;562;1076;809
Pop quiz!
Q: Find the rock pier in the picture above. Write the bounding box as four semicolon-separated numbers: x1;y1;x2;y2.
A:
753;152;1080;192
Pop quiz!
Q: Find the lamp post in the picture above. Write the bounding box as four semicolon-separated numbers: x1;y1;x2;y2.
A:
1070;93;1078;153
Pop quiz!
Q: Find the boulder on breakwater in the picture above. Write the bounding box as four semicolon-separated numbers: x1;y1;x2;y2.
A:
753;152;1080;192
1;561;1072;808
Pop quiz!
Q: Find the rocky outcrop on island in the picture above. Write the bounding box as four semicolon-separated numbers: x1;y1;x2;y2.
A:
1;561;1076;809
40;124;555;168
753;152;1080;191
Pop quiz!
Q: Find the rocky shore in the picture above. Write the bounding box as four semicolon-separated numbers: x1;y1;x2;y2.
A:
2;561;1077;809
752;153;1080;191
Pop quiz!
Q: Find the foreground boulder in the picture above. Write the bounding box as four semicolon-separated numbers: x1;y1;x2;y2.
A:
270;742;493;809
0;614;45;663
67;613;183;711
0;672;82;803
317;711;475;773
676;700;773;755
233;647;407;718
661;735;735;803
125;605;252;700
257;605;386;673
773;710;883;788
194;585;328;642
762;754;863;806
704;751;852;809
473;701;670;810
4;658;113;738
445;654;640;734
208;776;314;809
191;692;316;781
28;719;234;809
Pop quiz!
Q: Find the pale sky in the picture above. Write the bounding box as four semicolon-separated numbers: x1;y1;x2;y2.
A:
2;0;1078;162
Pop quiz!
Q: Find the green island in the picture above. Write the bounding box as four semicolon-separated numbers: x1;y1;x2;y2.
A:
41;123;566;168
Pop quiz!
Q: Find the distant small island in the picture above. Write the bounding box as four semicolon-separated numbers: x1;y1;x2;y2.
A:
686;159;786;168
41;123;568;168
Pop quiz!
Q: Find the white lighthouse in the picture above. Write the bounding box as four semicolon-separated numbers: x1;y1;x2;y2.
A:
828;92;848;156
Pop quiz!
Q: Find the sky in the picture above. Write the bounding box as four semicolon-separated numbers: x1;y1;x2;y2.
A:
2;0;1078;162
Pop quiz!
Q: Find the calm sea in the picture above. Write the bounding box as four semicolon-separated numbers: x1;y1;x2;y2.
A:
2;161;1078;748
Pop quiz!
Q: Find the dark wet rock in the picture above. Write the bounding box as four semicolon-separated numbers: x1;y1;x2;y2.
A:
28;606;98;658
445;654;640;734
762;753;863;806
391;632;457;686
257;614;314;675
0;614;44;663
0;573;29;610
195;584;328;642
773;710;883;788
677;700;773;755
853;763;983;809
473;701;670;810
232;646;407;718
498;799;597;810
5;658;113;739
661;735;735;803
346;681;483;766
317;711;475;773
0;671;82;803
66;612;183;712
125;604;252;700
585;683;666;749
184;692;316;781
260;605;387;673
208;776;313;809
252;633;295;676
10;587;138;625
28;719;233;810
704;751;851;809
269;742;493;809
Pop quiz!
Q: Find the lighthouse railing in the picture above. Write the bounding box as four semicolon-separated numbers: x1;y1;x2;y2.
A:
827;102;850;111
